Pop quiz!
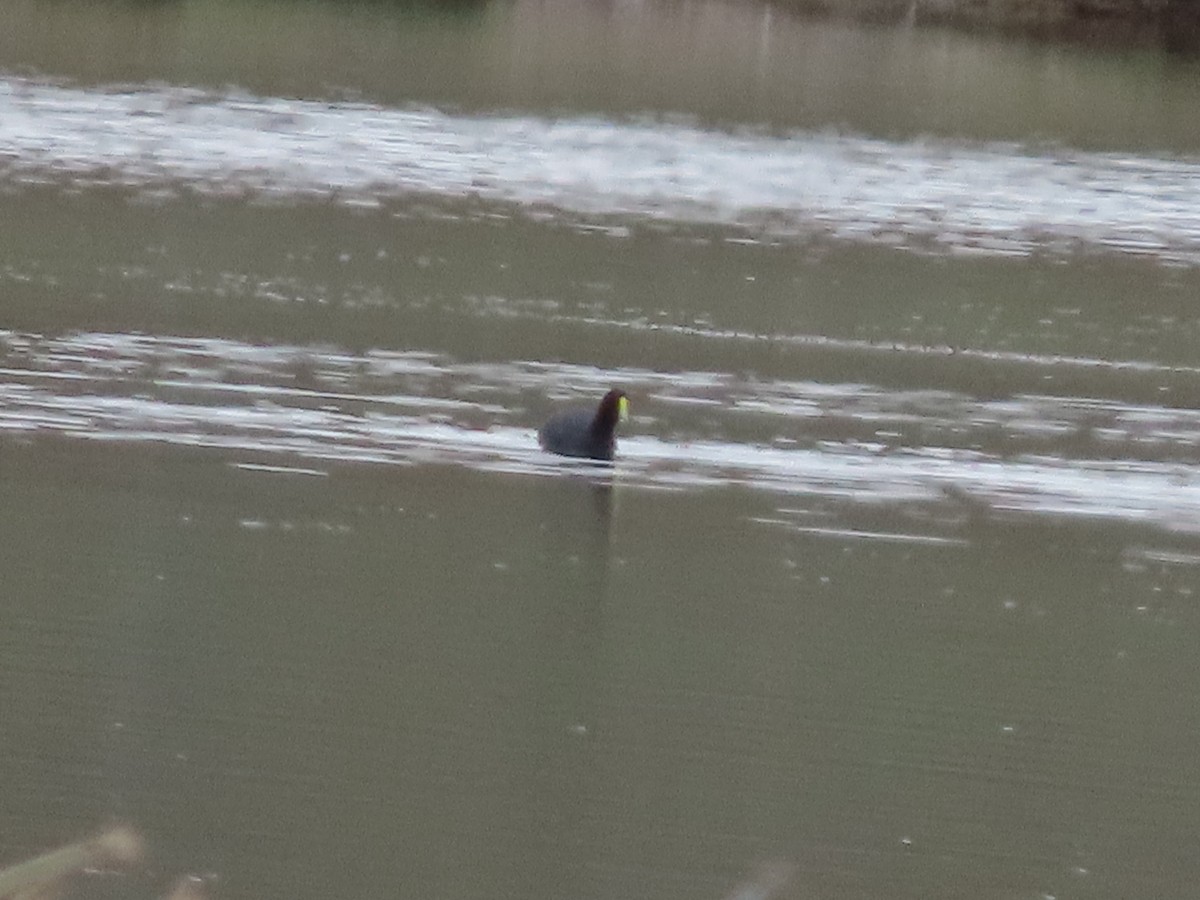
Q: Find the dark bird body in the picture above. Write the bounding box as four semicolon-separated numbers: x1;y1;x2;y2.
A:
538;389;629;461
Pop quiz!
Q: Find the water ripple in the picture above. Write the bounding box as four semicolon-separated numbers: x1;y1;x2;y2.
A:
4;330;1200;535
1;77;1199;263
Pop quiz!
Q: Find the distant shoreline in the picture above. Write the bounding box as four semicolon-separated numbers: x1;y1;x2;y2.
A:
770;0;1200;52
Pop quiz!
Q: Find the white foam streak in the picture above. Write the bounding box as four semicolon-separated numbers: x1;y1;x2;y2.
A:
5;330;1200;535
2;78;1199;261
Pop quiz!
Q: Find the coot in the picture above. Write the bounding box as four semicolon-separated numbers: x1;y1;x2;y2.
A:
538;389;629;461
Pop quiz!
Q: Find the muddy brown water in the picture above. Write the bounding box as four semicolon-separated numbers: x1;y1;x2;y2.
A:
2;2;1200;898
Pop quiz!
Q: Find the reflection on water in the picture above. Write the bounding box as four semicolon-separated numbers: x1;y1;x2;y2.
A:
2;77;1199;264
2;0;1199;149
5;330;1200;535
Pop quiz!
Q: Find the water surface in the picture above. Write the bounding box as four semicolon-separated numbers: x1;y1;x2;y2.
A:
2;2;1200;899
